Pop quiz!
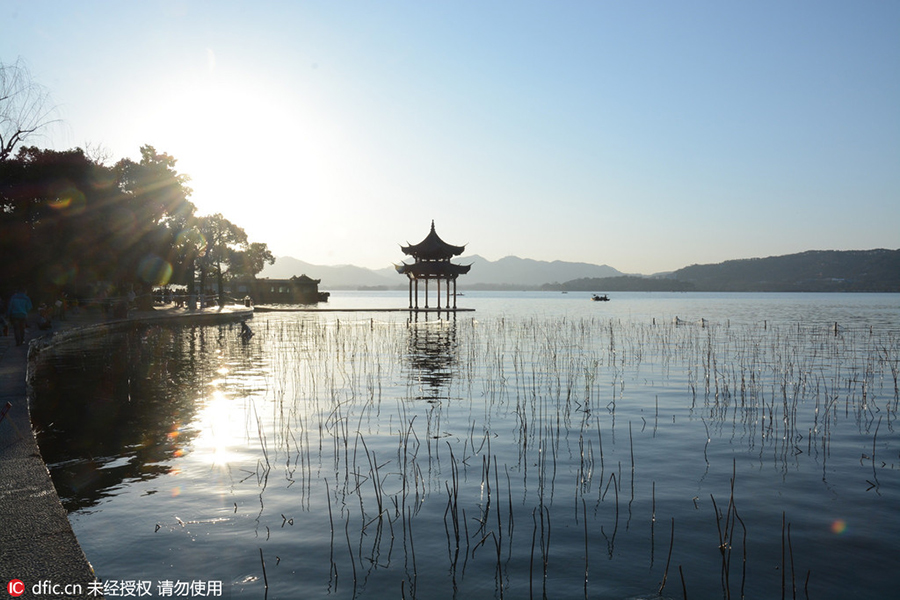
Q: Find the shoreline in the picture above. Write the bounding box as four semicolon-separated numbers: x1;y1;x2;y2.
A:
0;305;253;597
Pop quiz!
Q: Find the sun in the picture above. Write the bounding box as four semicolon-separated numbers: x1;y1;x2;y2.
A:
144;74;264;172
127;58;389;266
133;67;336;245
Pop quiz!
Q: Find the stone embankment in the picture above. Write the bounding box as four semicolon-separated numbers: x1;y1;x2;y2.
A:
0;305;252;598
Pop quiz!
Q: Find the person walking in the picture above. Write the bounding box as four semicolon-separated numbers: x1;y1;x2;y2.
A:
6;289;33;346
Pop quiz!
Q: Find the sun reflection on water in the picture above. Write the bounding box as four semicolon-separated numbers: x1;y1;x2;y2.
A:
32;301;900;599
190;390;250;468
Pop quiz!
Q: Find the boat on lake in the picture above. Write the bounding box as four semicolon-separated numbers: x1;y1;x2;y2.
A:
591;294;610;302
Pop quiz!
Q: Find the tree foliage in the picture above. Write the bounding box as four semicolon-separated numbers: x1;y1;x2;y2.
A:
229;242;275;279
199;213;249;306
0;144;273;304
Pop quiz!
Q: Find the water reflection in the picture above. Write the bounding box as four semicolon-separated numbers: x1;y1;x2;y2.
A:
26;307;900;599
29;324;237;512
404;316;458;403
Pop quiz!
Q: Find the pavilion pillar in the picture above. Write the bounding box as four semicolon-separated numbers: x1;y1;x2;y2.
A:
425;279;429;308
453;278;457;309
408;277;413;309
437;278;442;309
414;278;419;310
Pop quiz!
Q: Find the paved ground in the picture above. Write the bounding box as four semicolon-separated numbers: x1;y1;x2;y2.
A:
0;305;252;599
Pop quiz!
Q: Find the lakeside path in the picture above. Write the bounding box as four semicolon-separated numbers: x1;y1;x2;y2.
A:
0;305;252;599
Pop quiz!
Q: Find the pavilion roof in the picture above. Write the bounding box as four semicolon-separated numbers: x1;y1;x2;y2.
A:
395;261;471;277
400;221;466;260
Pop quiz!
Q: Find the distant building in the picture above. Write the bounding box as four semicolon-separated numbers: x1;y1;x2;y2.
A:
396;221;471;310
233;275;329;305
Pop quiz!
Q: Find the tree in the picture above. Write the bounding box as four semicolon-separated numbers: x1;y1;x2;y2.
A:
114;146;196;292
115;145;195;227
198;213;249;306
0;144;201;302
0;146;118;294
166;213;205;297
0;59;58;161
228;242;275;279
0;142;276;307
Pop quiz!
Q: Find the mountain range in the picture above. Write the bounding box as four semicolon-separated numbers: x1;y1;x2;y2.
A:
259;249;900;292
260;255;623;289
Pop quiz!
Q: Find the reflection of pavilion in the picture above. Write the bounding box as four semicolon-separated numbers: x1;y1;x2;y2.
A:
405;320;458;403
396;221;471;311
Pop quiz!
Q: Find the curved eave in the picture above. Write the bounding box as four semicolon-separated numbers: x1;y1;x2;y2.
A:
396;261;471;277
400;222;466;260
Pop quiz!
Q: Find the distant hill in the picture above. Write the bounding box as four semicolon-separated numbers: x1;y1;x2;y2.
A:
260;254;623;289
454;255;622;287
259;257;398;289
259;249;899;292
543;276;695;292
670;249;900;292
542;249;900;292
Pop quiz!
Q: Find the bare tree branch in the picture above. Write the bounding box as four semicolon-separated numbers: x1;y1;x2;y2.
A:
0;58;59;160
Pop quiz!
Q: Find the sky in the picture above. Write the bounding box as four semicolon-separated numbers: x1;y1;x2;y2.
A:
2;1;898;275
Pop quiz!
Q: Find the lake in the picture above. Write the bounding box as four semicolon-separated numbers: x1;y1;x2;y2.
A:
30;292;899;599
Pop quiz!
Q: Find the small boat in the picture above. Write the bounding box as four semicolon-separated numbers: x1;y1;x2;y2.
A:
591;294;610;302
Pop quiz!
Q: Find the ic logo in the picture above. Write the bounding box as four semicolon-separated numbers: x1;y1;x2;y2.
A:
7;579;25;597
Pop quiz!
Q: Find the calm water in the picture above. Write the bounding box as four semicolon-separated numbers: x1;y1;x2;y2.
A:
31;292;900;599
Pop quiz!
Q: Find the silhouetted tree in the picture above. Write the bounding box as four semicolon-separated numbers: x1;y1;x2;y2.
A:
0;146;115;295
115;145;194;229
228;242;275;279
199;213;248;306
1;143;276;305
167;213;206;298
113;146;196;299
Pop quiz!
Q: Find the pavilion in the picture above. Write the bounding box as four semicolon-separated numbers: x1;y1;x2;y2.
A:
396;221;471;310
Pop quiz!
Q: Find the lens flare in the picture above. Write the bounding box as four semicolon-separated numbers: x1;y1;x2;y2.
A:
138;254;173;286
831;519;848;535
49;196;72;209
49;184;86;213
176;228;206;250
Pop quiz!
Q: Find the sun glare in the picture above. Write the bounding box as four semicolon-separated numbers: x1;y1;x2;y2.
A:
135;70;338;248
126;60;391;266
191;390;248;467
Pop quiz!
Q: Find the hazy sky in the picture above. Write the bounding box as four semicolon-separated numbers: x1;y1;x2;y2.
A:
3;1;898;274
